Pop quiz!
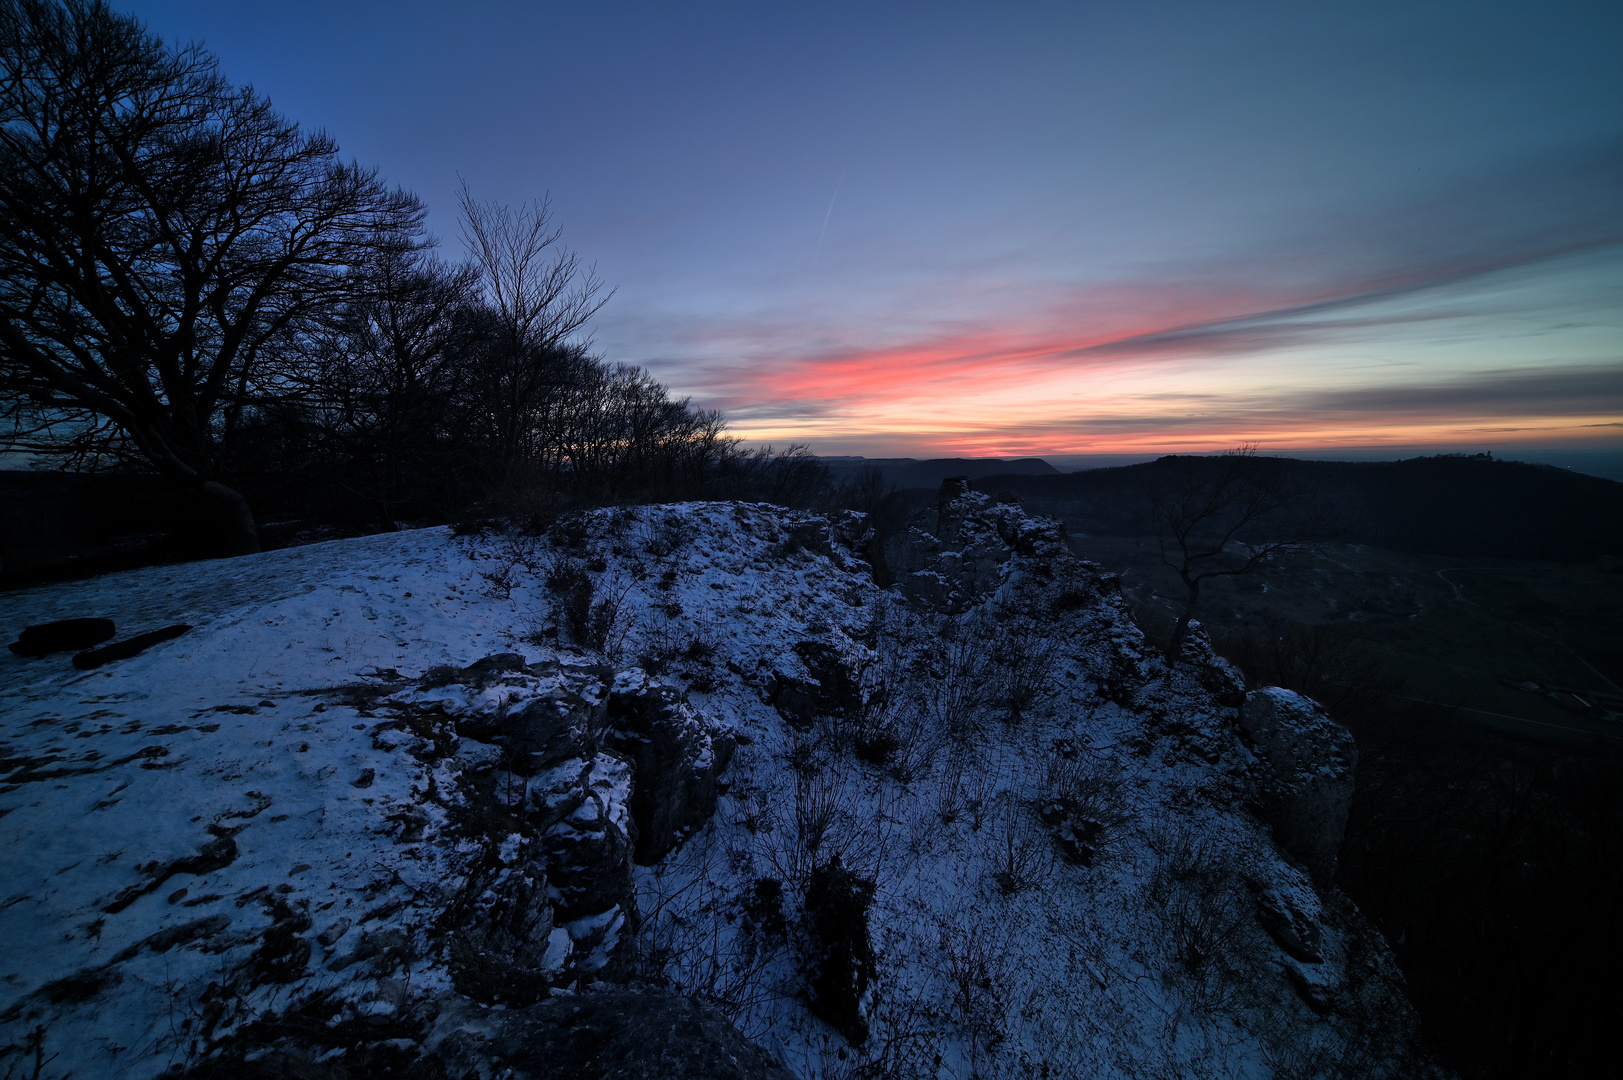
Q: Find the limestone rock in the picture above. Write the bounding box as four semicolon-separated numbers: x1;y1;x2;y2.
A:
446;855;558;1006
1254;885;1325;963
781;517;831;556
433;656;609;774
768;640;861;728
881;478;1069;612
827;508;873;552
607;668;736;863
1240;687;1358;881
531;753;637;925
1177;620;1248;706
880;524;939;582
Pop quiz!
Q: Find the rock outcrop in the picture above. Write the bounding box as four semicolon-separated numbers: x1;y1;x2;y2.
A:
608;669;736;863
1239;687;1359;881
1174;619;1248;706
799;858;877;1045
881;477;1067;612
402;651;741;989
768;639;862;728
0;497;1434;1080
445;851;561;1006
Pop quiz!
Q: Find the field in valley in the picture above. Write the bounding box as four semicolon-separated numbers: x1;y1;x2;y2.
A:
1067;534;1623;752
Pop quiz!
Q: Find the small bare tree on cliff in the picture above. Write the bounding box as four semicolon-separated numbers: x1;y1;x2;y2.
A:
1155;446;1335;663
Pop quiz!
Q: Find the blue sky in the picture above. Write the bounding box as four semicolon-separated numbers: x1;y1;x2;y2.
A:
124;0;1623;460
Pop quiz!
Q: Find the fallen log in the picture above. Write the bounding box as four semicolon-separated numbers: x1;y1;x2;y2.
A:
9;618;116;657
72;624;191;670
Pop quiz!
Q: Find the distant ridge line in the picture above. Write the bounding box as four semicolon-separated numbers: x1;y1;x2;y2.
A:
972;455;1623;563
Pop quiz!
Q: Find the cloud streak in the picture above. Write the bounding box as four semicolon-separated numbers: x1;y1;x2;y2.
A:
678;247;1616;407
672;243;1622;457
630;136;1623;452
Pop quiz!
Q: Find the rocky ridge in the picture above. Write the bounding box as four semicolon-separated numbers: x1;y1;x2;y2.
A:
0;489;1438;1078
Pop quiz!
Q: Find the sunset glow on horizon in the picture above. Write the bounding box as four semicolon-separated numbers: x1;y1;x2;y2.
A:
123;0;1623;462
683;245;1623;457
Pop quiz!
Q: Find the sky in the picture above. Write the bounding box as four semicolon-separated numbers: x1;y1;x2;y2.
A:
123;0;1623;463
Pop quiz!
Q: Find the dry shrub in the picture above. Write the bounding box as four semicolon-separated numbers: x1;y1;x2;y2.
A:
642;511;694;557
936;911;1012;1060
634;615;720;689
921;618;992;743
543;553;630;655
629;841;783;1021
1039;756;1130;868
757;747;871;888
1144;824;1256;1014
832;604;938;782
476;529;547;599
989;794;1053;896
986;616;1056;725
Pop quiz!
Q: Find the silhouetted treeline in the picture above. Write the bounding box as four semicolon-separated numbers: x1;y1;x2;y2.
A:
821;456;1058;490
976;454;1623;562
0;0;837;579
221;235;790;527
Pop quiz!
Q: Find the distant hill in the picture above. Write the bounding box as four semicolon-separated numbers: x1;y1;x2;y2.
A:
821;456;1058;490
972;454;1623;563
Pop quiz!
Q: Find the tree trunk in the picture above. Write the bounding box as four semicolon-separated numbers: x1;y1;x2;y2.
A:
198;480;261;556
1165;583;1200;664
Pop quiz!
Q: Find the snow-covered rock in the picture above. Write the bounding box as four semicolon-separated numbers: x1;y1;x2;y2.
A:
0;496;1438;1078
607;668;735;863
1239;687;1359;882
880;478;1061;612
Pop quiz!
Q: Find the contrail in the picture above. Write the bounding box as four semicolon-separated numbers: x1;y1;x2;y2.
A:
817;172;845;252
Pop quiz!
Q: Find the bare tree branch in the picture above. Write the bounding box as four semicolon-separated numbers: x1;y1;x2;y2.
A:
1153;446;1342;663
0;0;425;552
455;181;613;486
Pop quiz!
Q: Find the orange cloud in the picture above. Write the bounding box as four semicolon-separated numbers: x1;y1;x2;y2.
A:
652;249;1623;458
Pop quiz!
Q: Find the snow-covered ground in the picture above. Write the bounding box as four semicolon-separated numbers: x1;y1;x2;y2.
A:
0;499;1432;1078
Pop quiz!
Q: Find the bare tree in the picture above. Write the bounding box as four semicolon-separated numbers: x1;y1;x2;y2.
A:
304;241;480;523
710;444;831;509
1154;446;1337;662
456;182;611;485
0;0;424;553
837;464;901;518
